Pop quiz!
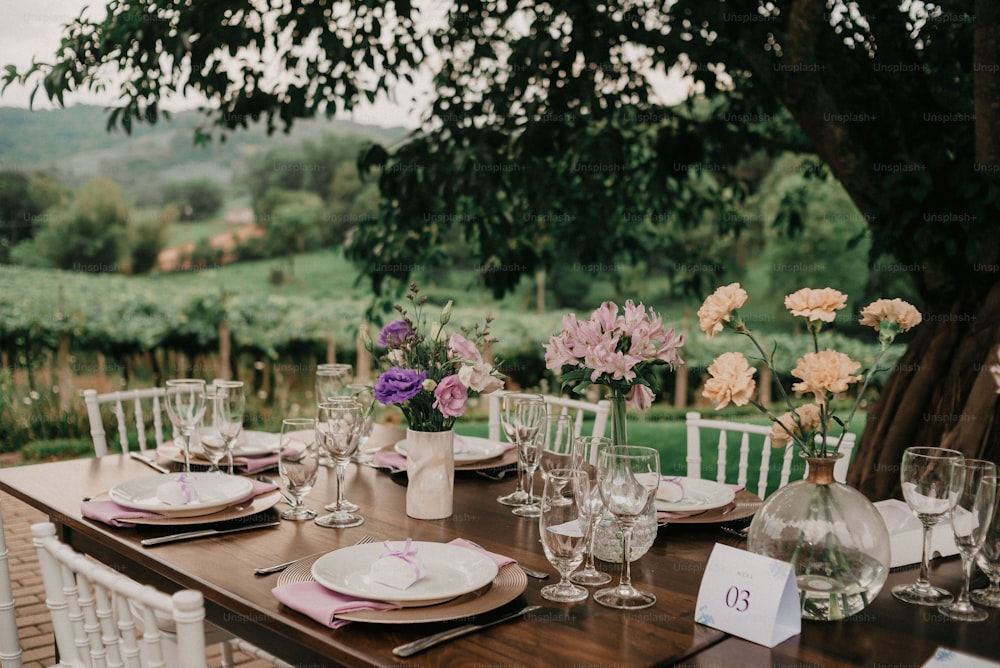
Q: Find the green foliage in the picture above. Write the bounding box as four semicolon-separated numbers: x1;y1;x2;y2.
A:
128;207;175;275
33;177;130;272
21;438;94;462
163;179;224;221
0;170;64;261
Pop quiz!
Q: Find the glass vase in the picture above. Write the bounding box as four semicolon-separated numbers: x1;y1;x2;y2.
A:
747;453;891;621
609;387;627;446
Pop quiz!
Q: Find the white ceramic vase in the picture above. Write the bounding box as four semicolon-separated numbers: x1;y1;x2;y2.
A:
405;428;455;520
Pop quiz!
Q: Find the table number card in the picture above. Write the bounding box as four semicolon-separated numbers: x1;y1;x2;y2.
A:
694;543;800;648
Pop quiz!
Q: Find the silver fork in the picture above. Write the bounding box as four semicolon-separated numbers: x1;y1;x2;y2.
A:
254;534;376;576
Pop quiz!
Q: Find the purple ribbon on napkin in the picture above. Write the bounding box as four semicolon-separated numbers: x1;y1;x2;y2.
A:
81;478;278;527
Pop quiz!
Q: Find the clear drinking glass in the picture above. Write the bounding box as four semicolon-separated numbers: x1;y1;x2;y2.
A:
314;400;364;528
593;445;660;609
321;397;362;513
497;393;545;507
315;364;353;467
510;397;548;518
539;468;592;602
164;379;207;473
939;463;997;621
972;474;1000;608
892;446;966;606
538;413;581;483
345;383;377;465
213;380;245;474
198;386;228;473
570;435;613;587
278;418;319;520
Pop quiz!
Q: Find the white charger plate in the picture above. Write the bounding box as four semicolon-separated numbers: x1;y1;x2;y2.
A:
109;473;254;518
654;477;736;513
394;435;505;463
311;541;499;607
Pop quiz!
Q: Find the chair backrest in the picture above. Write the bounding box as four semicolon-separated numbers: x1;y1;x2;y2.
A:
84;388;171;457
0;500;23;668
32;522;206;668
488;391;611;451
685;411;856;498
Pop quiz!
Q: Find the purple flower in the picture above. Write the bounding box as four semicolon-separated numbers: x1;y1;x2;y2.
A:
374;367;427;405
378;320;412;348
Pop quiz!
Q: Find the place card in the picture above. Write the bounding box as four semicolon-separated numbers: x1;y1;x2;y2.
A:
694;543;800;648
922;648;1000;668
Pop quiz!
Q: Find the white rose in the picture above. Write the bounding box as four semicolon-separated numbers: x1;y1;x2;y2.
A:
458;362;504;394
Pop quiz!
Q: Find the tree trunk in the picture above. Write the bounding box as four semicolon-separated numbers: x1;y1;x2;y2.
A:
848;279;1000;499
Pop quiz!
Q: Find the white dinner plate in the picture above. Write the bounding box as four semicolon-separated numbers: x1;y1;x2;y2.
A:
182;430;282;457
654;477;736;513
394;435;506;463
109;473;255;518
311;541;499;606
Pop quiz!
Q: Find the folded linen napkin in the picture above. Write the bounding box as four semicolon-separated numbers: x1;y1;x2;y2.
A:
447;538;518;568
656;477;686;503
373;450;408;471
271;582;399;629
81;478;278;528
231;449;289;474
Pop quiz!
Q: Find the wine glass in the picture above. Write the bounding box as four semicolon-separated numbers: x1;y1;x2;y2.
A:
538;414;582;483
320;397;363;513
314;400;364;528
570;435;613;587
315;364;353;467
539;468;592;602
497;393;545;507
278;418;319;520
213;380;245;474
510;397;548;518
593;445;660;609
892;446;966;605
344;383;377;465
197;385;228;473
164;379;207;473
972;473;1000;609
939;462;997;621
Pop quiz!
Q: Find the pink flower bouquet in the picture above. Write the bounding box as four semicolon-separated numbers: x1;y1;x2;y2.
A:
372;284;504;432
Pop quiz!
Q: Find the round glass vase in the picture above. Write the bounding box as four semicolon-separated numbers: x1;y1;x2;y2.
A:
746;453;890;621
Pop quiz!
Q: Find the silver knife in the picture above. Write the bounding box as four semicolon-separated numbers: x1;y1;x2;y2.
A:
129;451;171;474
392;605;541;657
140;521;280;546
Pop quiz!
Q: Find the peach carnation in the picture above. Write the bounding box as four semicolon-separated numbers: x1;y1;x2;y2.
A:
697;283;748;339
703;352;757;409
859;298;922;333
784;288;848;323
770;403;823;449
791;350;862;403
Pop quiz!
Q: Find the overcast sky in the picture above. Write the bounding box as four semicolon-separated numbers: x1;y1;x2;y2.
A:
0;0;426;128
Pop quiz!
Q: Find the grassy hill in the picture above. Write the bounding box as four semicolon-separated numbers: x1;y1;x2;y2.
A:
0;104;409;206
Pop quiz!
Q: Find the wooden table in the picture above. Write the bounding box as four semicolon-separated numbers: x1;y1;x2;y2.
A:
0;455;997;667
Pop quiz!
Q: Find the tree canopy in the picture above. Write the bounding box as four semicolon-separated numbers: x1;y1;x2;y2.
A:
5;0;999;497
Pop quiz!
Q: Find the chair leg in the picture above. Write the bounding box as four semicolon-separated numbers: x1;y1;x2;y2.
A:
219;640;234;668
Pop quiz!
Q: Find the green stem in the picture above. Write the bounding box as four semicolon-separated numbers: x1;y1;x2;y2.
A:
609;387;627;446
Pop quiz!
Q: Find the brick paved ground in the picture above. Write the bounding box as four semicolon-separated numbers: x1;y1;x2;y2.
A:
1;491;274;667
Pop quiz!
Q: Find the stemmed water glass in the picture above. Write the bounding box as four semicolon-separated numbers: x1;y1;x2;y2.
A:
197;386;228;473
314;399;364;528
320;397;363;513
344;383;377;465
278;418;319;520
938;461;997;621
570;435;613;587
164;379;207;473
510;397;547;518
538;414;581;484
315;364;353;467
892;446;966;605
213;380;245;474
539;468;592;602
497;393;545;507
972;474;1000;609
594;445;660;609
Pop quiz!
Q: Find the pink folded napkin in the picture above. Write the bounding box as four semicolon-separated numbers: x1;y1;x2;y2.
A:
231;449;289;474
373;451;407;471
447;538;518;567
271;582;399;629
81;478;278;527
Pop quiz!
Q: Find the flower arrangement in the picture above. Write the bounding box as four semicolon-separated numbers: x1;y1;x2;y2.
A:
372;284;505;432
698;283;922;457
543;300;685;444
